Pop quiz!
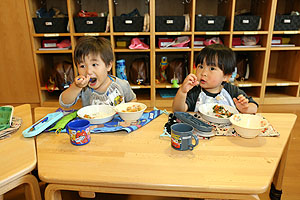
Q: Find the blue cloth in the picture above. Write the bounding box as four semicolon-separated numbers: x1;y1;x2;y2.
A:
91;110;161;133
46;110;162;133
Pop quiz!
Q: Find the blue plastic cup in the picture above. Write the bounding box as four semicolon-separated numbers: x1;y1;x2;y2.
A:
171;123;199;151
67;119;91;146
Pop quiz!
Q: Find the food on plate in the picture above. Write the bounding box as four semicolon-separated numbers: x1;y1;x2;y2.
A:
83;112;112;119
212;104;234;118
121;104;143;112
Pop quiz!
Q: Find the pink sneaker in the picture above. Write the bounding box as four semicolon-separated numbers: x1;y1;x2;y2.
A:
129;38;149;49
57;39;71;48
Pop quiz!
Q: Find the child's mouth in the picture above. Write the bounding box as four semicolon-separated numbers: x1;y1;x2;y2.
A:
200;79;206;84
89;78;97;83
89;78;97;86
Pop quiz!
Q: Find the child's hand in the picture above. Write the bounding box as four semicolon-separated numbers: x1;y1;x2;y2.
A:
74;75;90;88
180;74;199;93
233;94;249;113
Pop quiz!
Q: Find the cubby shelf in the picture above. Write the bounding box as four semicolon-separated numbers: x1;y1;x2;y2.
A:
25;0;300;107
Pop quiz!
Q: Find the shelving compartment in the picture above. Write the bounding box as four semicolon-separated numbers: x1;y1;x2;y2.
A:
33;36;72;51
231;34;267;49
271;34;300;49
70;0;109;33
193;35;230;50
114;36;150;51
265;86;298;100
155;52;190;88
36;54;73;90
28;0;69;34
234;0;273;31
274;0;300;31
233;51;265;86
112;0;149;32
115;52;151;87
267;51;300;86
155;34;191;50
195;0;232;32
155;0;192;32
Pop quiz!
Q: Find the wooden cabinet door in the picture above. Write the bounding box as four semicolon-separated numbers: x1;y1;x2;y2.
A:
0;0;39;104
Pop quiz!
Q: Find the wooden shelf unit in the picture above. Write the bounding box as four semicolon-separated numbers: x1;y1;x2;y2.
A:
25;0;300;107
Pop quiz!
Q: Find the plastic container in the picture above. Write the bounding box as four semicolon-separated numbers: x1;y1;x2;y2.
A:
67;119;91;145
0;106;14;131
116;59;128;80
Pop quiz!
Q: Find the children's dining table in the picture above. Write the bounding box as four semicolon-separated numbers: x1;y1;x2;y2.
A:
0;104;41;200
34;107;296;200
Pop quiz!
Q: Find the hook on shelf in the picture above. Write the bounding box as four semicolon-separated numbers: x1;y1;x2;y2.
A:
181;0;191;5
40;0;46;7
76;0;82;6
218;0;228;4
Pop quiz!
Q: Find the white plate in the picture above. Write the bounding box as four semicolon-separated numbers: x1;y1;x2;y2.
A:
77;105;116;124
198;103;239;124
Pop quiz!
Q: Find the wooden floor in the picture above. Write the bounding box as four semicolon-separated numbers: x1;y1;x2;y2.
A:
3;104;300;200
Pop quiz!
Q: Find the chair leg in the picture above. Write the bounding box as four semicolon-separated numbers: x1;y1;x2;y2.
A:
0;174;41;200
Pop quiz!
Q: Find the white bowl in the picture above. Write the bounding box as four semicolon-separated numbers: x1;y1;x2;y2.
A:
229;114;269;139
114;102;147;122
198;103;239;124
77;105;116;124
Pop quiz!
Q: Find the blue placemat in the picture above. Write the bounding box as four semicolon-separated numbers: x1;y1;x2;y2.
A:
45;109;162;133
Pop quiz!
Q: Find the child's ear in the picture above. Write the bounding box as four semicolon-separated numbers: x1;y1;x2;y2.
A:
223;74;232;82
107;61;113;71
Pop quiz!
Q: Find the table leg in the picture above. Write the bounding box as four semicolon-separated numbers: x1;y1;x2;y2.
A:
270;135;291;200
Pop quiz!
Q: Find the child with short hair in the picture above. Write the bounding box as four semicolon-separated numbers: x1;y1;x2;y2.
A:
59;36;136;108
172;44;258;113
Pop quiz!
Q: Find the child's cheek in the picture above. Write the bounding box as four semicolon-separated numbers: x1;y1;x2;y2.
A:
78;68;86;76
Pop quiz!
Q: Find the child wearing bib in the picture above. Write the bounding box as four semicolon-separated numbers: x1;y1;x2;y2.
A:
172;44;258;114
60;37;136;108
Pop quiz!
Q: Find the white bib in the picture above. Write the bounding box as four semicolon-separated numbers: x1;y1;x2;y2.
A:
194;88;236;112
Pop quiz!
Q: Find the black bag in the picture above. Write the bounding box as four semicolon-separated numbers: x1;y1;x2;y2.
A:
236;54;249;81
167;58;187;84
48;61;74;91
129;57;149;85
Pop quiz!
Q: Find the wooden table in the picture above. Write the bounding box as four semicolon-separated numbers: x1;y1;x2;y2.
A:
34;107;297;200
0;104;41;200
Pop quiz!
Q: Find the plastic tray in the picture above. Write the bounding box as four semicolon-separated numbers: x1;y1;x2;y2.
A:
22;112;63;138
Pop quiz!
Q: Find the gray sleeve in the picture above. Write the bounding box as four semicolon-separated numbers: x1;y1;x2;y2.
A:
116;78;136;102
59;91;81;108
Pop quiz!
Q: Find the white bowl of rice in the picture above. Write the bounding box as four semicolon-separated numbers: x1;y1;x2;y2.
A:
77;105;116;124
